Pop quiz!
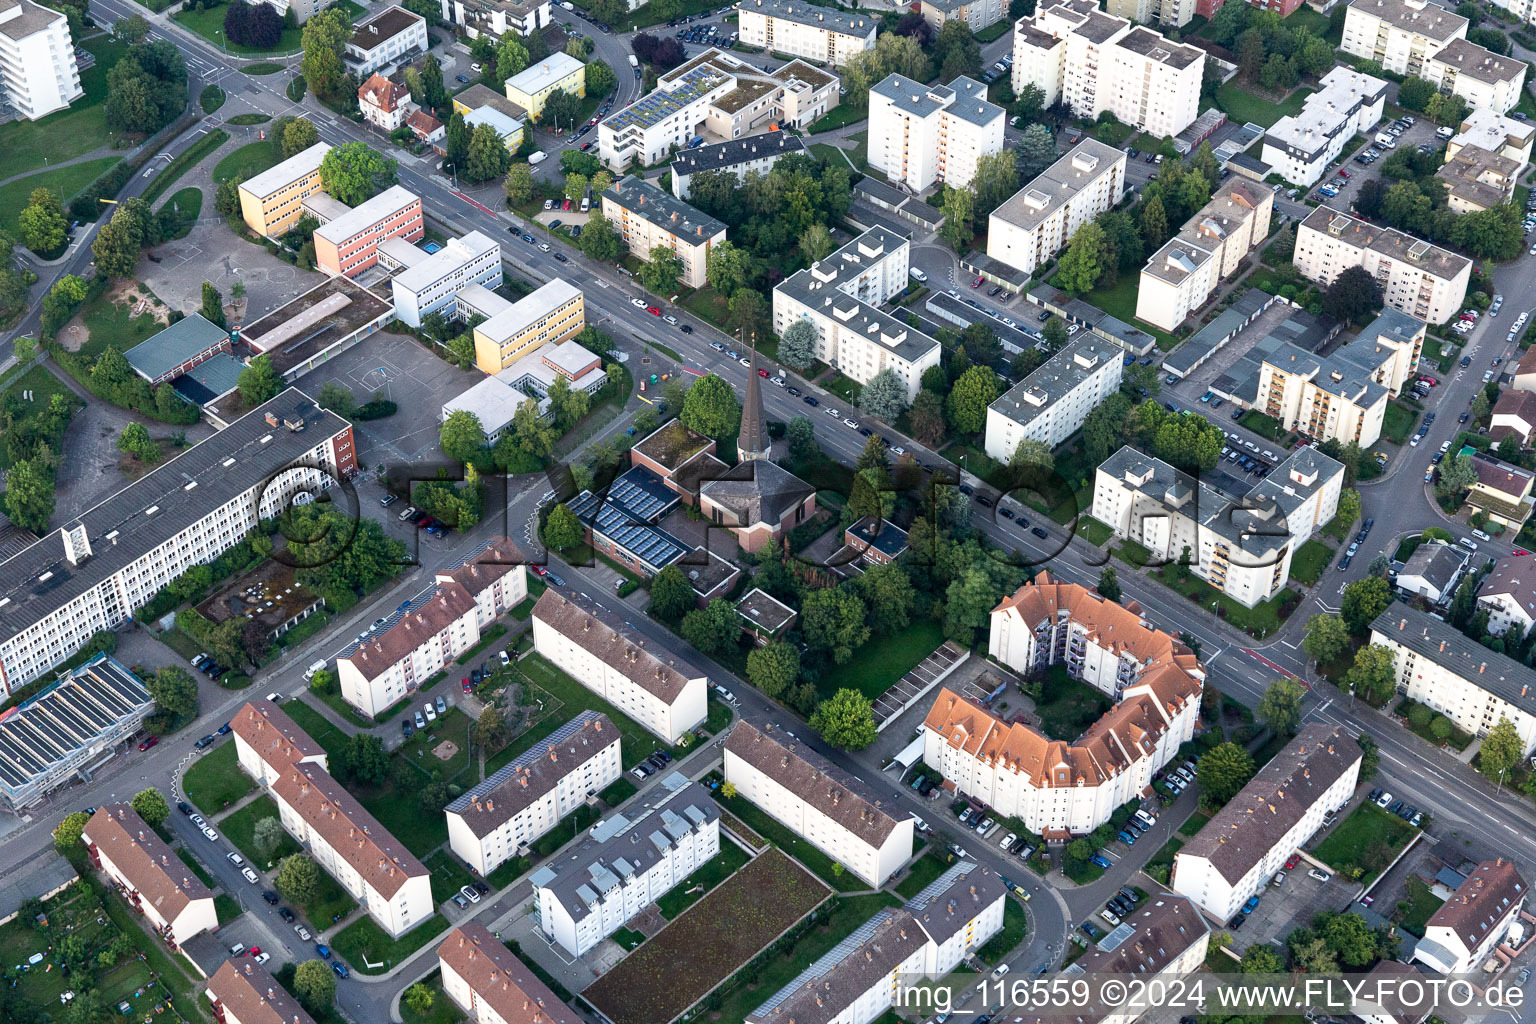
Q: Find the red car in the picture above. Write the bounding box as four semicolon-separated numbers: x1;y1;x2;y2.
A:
248;947;261;958
1338;169;1350;179
532;565;548;577
562;199;572;210
462;678;472;693
647;306;661;316
971;276;984;287
1516;549;1531;556
758;368;768;377
580;141;593;150
1284;853;1301;869
138;736;158;751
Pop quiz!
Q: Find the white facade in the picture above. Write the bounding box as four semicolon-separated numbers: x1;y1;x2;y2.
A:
984;335;1124;460
451;0;552;39
1104;0;1198;29
437;924;579;1024
0;0;81;120
736;0;877;66
1423;39;1529;114
600;176;725;291
1261;67;1388;188
389;231;502;328
1136;180;1275;332
531;589;708;745
1413;860;1528;975
772;227;942;401
1172;724;1361;922
1294;206;1471;325
260;0;324;24
987;140;1125;278
1478;559;1536;639
1340;0;1468;76
344;6;428;77
84;805;217;951
868;73;1005;192
1449;108;1536;167
1012;0;1205;139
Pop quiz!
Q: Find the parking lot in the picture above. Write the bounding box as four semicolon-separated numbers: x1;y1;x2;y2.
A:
1313;112;1443;207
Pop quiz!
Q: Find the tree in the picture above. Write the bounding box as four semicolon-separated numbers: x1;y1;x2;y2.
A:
1057;221;1107;293
92;216;143;279
440;410;488;466
680;598;740;655
540;87;581;131
779;318;819;371
1341;575;1391;635
1322;266;1384;324
147;665;198;717
54;811;90;851
200;281;225;328
858;368;907;422
503;163;536;207
1302;614;1350;665
1;458;52;533
117;422;161;464
939;185;975;250
465;123;511;182
320;142;398;205
1321;913;1381;968
115;13;150;43
857;563;915;634
1335;488;1361;527
1009;438;1052;479
972;150;1019;216
649;564;695;622
276;854;320;906
252;817;286;863
1097;566;1121;603
316;382;358;419
18;187;66;254
639;245;684;295
746;640;800;699
910;390;946;448
445;112;471;173
226;2;282;50
799;223;834;264
130;788;170;827
542;503;584;551
1480;715;1524;782
1043;315;1069;352
497;35;529;81
706;240;751;294
1437;452;1477;497
785;416;818;464
947;366;999;435
1197;741;1256;804
586;59;617;98
404;986;434;1016
1016;124;1056;180
680;373;741;438
1140;193;1169;248
810;688;878;750
1257;678;1306;736
293;960;336;1013
474;706;506;749
1344;644;1397;705
727;288;770;344
801;587;870;663
419;54;447;110
577;211;624;262
299;9;350;100
237;354;283;405
342;734;388;786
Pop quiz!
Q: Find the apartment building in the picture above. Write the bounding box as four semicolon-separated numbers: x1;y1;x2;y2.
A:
600;176;724;290
529;780;720;956
0;389;354;696
447;712;620;876
725;717;915;887
599;49;838;171
388;230;502;328
1172;724;1361;922
772;227;942;400
1450;108;1536;167
206;959;318;1024
83;805;216;950
1137;180;1275;332
1104;0;1201;30
1436;144;1521;213
736;0;877;66
1477;557;1536;639
504;52;584;120
358;74;412;133
344;6;427;77
1370;603;1536;757
259;0;322;24
1253;307;1425;447
230;700;329;787
310;185;423;278
0;0;81;120
1465;449;1536;530
670;131;807;199
987;140;1125;280
471;279;586;373
984;335;1124;460
919;0;1005;33
238;142;331;238
1423;38;1529;113
1396;541;1469;606
1012;0;1205;140
1294;206;1471;325
922;576;1203;838
451;0;550;39
1093;446;1344;608
531;589;708;744
868;74;1005;192
1341;0;1468;76
1413;859;1528;974
435;537;528;631
1261;67;1388;188
438;924;579;1024
1070;896;1211;1024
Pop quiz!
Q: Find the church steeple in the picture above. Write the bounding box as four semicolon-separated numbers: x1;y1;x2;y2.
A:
738;345;769;462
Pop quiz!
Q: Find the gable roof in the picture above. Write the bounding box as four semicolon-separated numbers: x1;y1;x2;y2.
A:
532;589;703;702
436;923;579;1024
340;580;478;682
435;536;526;598
207;959;318;1024
124;314;228;382
1426;858;1527;951
271;764;427;898
85;804;213;920
230;700;328;773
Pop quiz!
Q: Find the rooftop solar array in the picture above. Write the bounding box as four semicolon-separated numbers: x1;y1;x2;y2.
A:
566;466;688;573
335;581;440;659
605;65;730;132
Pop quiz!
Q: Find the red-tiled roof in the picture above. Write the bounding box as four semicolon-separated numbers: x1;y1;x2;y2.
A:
341;581;478;682
437;923;579;1024
207;959;318;1024
271;763;427;899
84;804;213;921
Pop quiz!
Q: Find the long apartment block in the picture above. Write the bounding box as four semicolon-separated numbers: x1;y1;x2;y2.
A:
736;0;877;66
1136;180;1274;332
868;73;1005;192
438;923;580;1024
206;959;318;1024
983;334;1124;460
1294;206;1471;325
308;184;423;278
986;139;1125;281
471;279;586;373
1260;67;1388;189
238;142;331;238
84;804;217;950
600;176;725;290
1342;0;1528;111
0;389;354;695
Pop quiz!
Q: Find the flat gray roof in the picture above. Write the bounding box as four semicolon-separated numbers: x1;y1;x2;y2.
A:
991;139;1124;235
603;176;726;242
738;0;876;36
988;333;1120;431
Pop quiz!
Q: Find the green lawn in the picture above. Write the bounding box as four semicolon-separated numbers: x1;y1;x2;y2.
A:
1312;803;1418;884
1381;401;1419;445
1178;811;1211;837
330;913;449;974
818;620;944;700
1058;274;1179;348
290;858;359;927
1215;82;1314;128
1150;564;1297;640
1289;539;1335;586
78;286;174;359
213;140;280;185
283;698;350;761
1398;876;1443;937
807;104;867;133
424;850;477;905
894;851;949;899
0;157;122;236
0;365;81;470
174;7;302;54
159;187;203;240
215;893;242;924
0;35;127;183
975;896;1027;963
241;62;285;75
1076;515;1115;546
1035;664;1113;740
715;792;864;891
183;740;256;814
655;840;751;918
399;976;465;1024
220;794;300;871
1240;409;1285;440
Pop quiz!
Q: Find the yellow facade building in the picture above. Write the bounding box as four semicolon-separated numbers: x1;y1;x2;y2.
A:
237;142;330;238
504;52;585;120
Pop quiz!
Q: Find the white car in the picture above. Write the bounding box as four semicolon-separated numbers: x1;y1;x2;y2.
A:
424;702;438;722
844;418;859;429
826;407;840;418
1100;909;1120;926
999;831;1018;849
992;963;1010;980
1375;791;1392;808
202;826;219;841
630;298;647;309
663;314;679;325
294;924;311;941
892;446;906;456
770;376;786;387
461;885;481;904
1308;868;1331;882
538;242;551;252
739;357;750;367
242;867;259;884
227;852;245;867
253;952;270;965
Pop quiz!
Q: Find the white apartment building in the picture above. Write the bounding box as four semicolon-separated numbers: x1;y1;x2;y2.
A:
1013;0;1205;140
1478;557;1536;639
0;0;81;120
388;230;502;328
772;227;942;401
923;575;1204;839
260;0;323;24
919;0;1006;34
1172;723;1362;922
1450;107;1536;167
599;49;838;171
1104;0;1198;30
531;589;708;745
84;804;217;951
987;140;1125;280
984;335;1124;461
1137;180;1275;332
450;0;551;39
446;712;621;876
670;131;807;200
1413;859;1528;975
343;6;428;78
1294;206;1471;325
868;73;1005;192
1093;446;1344;608
0;390;354;696
1371;604;1536;757
1070;895;1211;1024
438;923;580;1024
529;780;720;956
230;700;329;788
737;0;877;66
435;537;528;632
1261;67;1388;188
1254;307;1425;447
1488;0;1536;24
600;176;725;290
1341;0;1468;76
1424;38;1529;113
206;959;318;1024
336;582;480;719
725;717;915;887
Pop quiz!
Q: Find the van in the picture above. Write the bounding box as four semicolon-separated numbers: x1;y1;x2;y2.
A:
1375;133;1397;149
528;151;547;165
580;196;590;213
1472;528;1492;541
303;660;326;681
